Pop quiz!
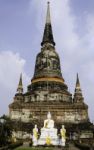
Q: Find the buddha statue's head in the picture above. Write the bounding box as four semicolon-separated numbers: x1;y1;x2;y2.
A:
35;124;37;128
62;125;65;129
47;112;51;119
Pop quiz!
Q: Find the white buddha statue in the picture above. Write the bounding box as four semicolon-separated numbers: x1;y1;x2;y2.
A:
38;112;59;146
43;112;54;129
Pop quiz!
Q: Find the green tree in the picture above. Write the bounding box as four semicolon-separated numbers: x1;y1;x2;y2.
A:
0;115;13;146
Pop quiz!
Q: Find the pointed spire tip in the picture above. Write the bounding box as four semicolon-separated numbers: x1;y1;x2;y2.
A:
46;1;51;24
77;72;78;78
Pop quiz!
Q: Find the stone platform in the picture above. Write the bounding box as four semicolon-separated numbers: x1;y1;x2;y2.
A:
38;128;59;146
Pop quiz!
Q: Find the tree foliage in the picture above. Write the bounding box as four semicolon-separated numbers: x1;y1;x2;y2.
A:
0;115;13;146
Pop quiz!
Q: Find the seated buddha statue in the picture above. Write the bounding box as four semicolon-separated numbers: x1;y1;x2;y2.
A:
43;112;54;129
38;112;58;146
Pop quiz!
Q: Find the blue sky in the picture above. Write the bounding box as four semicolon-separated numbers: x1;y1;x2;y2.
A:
0;0;94;122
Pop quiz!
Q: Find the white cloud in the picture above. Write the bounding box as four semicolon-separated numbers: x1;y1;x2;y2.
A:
0;51;29;116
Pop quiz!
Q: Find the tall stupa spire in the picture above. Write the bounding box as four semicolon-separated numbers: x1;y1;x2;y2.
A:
41;2;55;46
17;73;23;94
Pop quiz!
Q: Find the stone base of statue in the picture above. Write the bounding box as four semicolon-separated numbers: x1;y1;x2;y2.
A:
38;128;59;146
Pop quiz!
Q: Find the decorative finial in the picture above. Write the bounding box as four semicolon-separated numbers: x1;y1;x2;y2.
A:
46;1;51;24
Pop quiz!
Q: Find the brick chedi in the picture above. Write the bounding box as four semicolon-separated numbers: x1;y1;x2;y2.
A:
9;2;89;126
